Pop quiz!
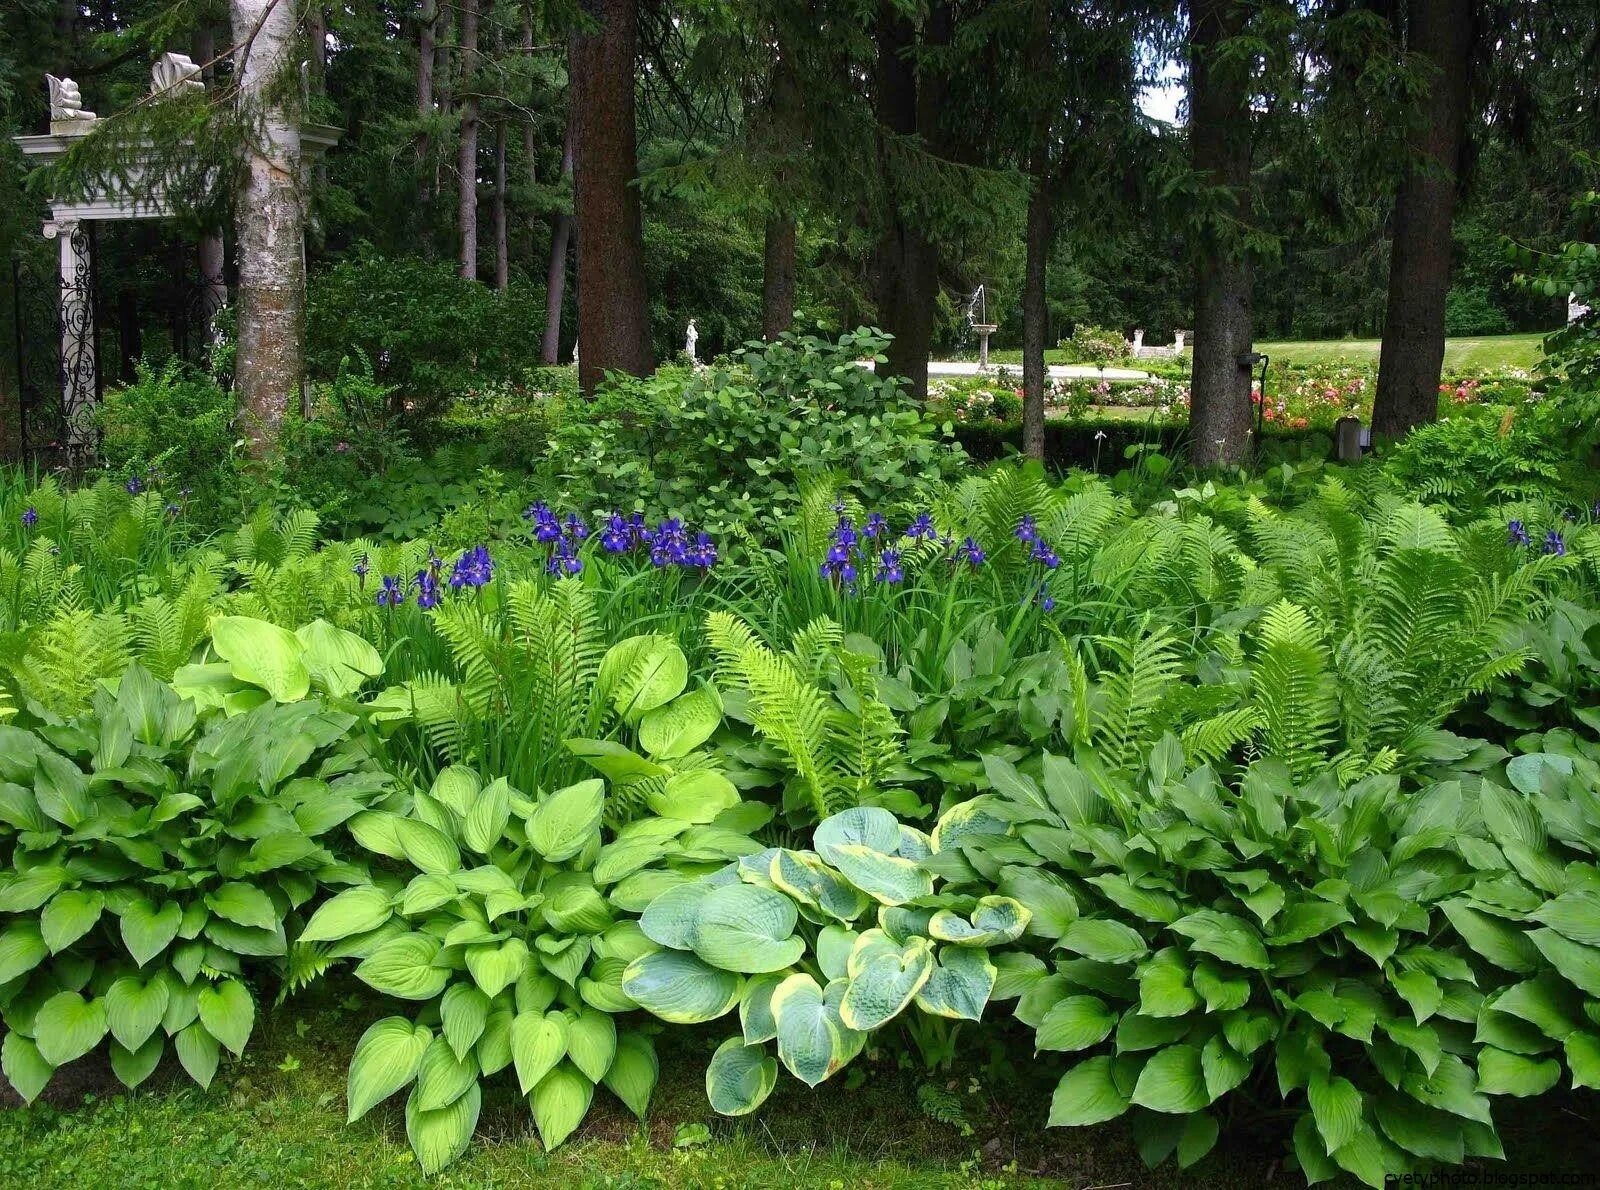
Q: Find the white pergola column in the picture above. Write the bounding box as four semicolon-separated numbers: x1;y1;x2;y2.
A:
46;218;97;456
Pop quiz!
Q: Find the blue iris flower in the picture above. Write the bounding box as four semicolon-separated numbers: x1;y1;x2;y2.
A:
1508;520;1530;547
377;575;406;606
1545;530;1566;557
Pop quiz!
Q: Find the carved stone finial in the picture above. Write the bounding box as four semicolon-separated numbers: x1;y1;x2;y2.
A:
151;52;204;99
47;74;96;132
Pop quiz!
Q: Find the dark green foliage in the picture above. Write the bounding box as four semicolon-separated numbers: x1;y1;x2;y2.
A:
96;361;245;517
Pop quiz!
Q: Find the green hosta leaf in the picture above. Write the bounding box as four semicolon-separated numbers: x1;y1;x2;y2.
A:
300;885;394;943
1331;1124;1390;1189
1375;1094;1465;1164
706;1035;778;1116
567;1008;617;1083
1177;1110;1219;1168
0;865;66;912
1130;1044;1209;1113
197;979;255;1056
602;1031;657;1118
565;739;669;783
406;1080;481;1174
1475;1047;1560;1097
638;684;723;759
1530;890;1600;948
600;635;688;720
203;883;278;932
998;868;1080;939
648;769;740;824
1;1033;53;1102
1565;1032;1600;1089
527;779;605;863
0;920;48;983
1268;900;1353;946
1060;918;1148;964
928;896;1032;947
1138;948;1201;1018
296;618;384;697
441;984;490;1061
1390;968;1442;1023
1047;1056;1131;1126
769;850;870;922
41;888;104;952
1527;929;1600;997
476;1008;514;1076
689;884;803;974
105;975;170;1051
825;845;933;906
530;1062;593;1150
1441;900;1540;973
1036;995;1117;1052
460;777;512;854
1170;910;1269;970
110;1035;163;1089
33;990;108;1066
915;946;996;1021
1307;1073;1363;1153
120;898;183;966
771;973;855;1087
356;933;451;1000
1400;1054;1492;1124
512;1011;569;1094
1202;1034;1253;1099
1292;1112;1339;1184
392;818;460;876
211;616;311;701
466;938;530;998
174;1021;219;1088
579;958;636;1014
347;1017;432;1122
414;1034;480;1110
838;939;934;1030
623;949;741;1023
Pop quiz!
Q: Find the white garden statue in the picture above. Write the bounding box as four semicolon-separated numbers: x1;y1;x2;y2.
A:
684;318;699;362
46;75;95;133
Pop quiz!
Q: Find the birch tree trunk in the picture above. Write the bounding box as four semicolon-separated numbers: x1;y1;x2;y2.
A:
232;0;306;453
1020;0;1051;463
457;0;481;281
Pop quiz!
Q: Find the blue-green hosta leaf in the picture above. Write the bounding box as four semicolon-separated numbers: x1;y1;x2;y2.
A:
530;1062;593;1150
740;973;784;1044
441;984;490;1061
928;896;1032;946
639;881;714;950
0;920;45;988
566;1008;617;1083
296;618;384;697
210;616;310;702
1170;910;1269;970
838;938;934;1030
599;635;688;721
356;933;451;1000
1;1033;53;1102
1047;1055;1132;1126
33;990;108;1066
300;885;395;943
1130;1043;1209;1113
105;975;170;1052
826;845;933;906
897;824;933;860
772;973;856;1087
40;888;104;953
1475;1047;1560;1097
914;946;996;1021
638;684;723;760
511;1011;569;1094
406;1079;481;1173
602;1031;657;1118
465;937;530;998
689;884;803;974
526;779;605;863
120;898;182;966
768;850;871;922
347;1017;432;1121
846;927;904;977
622;949;741;1023
1035;994;1117;1052
705;1035;778;1116
816;926;858;983
110;1035;163;1089
814;806;901;862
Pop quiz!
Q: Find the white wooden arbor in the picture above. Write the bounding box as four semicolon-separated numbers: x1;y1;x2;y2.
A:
12;54;340;457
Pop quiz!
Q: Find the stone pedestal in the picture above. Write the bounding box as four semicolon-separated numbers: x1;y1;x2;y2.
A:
973;323;997;369
1334;416;1364;464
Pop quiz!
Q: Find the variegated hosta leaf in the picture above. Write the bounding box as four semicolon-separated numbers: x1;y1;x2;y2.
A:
931;798;1010;853
706;1035;778;1116
622;948;742;1023
639;881;715;949
688;884;805;974
814;806;902;863
928;896;1033;947
838;937;935;1030
826;845;933;906
768;849;871;921
740;973;784;1044
771;973;862;1087
915;946;997;1020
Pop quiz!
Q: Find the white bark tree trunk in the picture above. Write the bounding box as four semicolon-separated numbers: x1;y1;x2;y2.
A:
232;0;306;453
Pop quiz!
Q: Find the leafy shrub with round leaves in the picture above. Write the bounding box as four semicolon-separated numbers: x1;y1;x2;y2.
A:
0;663;401;1102
622;805;1029;1116
313;762;769;1173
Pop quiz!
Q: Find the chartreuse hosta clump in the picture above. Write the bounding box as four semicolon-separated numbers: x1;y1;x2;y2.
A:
0;662;400;1102
175;614;385;713
620;805;1031;1115
307;761;769;1173
959;746;1545;1187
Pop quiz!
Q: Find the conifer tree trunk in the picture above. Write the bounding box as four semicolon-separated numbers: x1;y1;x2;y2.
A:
762;216;797;339
493;119;509;290
232;0;306;452
542;126;575;364
417;0;437;200
457;0;481;280
1372;0;1474;437
1020;0;1051;463
1186;0;1256;469
570;0;652;391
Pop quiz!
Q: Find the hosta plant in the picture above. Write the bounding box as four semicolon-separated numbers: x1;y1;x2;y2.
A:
621;805;1030;1115
964;745;1526;1187
0;663;399;1101
312;762;767;1173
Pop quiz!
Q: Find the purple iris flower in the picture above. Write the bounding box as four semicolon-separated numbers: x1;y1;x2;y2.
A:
1508;520;1530;547
414;569;440;609
958;537;985;567
125;476;142;495
864;513;887;539
1030;539;1061;569
377;575;406;606
523;502;562;543
21;507;37;529
906;513;936;540
353;553;370;585
449;545;494;589
1545;530;1566;557
1015;515;1038;544
876;549;904;585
